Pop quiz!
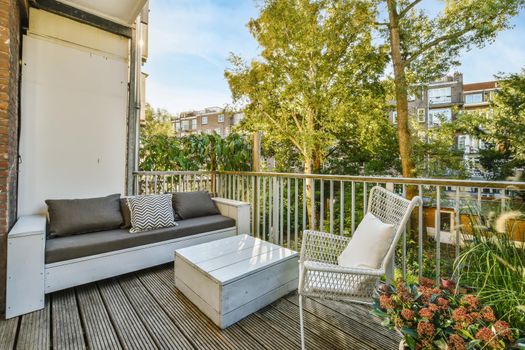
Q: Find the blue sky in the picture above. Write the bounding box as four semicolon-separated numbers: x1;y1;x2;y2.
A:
145;0;525;113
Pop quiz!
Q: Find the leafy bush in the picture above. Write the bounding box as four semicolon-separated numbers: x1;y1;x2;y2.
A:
139;132;252;172
454;210;525;331
372;278;520;350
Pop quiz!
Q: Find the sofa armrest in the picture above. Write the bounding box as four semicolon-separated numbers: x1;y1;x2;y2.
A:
6;215;47;318
212;198;251;235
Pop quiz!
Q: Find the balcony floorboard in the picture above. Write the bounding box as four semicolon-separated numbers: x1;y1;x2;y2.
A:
2;264;401;349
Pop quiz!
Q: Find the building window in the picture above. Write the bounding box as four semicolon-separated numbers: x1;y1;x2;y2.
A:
428;87;451;104
215;127;222;135
465;93;483;105
191;119;197;129
458;135;466;150
202;116;208;125
392;111;397;124
218;114;224;123
175;122;181;131
417;108;425;122
181;120;190;131
428;108;452;125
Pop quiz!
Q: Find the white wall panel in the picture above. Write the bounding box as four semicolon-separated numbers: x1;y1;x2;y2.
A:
19;34;128;215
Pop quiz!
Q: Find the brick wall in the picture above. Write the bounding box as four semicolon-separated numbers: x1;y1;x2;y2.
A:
0;0;23;314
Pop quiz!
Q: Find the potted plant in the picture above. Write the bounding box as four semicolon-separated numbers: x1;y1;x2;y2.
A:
371;278;520;349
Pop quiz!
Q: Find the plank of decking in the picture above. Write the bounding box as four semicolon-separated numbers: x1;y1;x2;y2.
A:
0;315;19;350
118;274;193;350
154;266;266;350
255;304;332;350
236;313;297;350
52;289;87;350
316;298;401;342
97;279;158;350
272;297;373;350
76;284;122;350
136;268;235;350
16;299;50;350
286;294;398;349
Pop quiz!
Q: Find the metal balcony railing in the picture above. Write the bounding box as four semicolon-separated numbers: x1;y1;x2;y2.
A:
133;170;525;283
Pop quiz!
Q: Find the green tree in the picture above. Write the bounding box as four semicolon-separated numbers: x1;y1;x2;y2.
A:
139;105;252;172
456;69;525;180
378;0;525;180
139;104;183;171
225;0;389;176
411;116;467;178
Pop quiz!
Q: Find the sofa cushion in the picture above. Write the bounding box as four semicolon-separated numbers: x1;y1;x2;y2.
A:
172;191;220;219
45;215;236;263
46;194;123;237
128;194;177;233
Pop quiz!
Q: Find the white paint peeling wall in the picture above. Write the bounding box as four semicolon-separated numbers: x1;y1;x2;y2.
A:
18;9;129;215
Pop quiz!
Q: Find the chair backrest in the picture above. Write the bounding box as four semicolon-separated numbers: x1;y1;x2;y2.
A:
367;186;422;269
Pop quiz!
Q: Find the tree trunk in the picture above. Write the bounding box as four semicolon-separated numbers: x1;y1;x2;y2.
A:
304;157;314;229
386;0;416;182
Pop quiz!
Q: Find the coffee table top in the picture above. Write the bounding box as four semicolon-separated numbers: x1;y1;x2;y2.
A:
175;234;298;285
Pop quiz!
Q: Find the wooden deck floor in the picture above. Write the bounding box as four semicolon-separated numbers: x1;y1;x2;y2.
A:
0;264;400;349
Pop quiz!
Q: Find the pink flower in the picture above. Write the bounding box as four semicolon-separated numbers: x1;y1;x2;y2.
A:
379;294;395;310
417;321;435;337
401;308;415;321
419;308;434;319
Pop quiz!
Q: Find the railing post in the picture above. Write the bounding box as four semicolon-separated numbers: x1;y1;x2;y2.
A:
272;177;279;244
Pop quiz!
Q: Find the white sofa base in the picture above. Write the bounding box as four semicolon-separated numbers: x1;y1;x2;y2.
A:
6;197;250;319
45;228;236;293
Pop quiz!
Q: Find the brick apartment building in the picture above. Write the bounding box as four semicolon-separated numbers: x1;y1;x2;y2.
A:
389;73;498;178
174;107;244;137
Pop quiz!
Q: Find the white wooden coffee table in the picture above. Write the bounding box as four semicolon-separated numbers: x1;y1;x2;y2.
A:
174;234;298;329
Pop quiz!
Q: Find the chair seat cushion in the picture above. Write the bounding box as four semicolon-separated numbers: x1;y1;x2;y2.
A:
45;215;235;263
337;212;394;269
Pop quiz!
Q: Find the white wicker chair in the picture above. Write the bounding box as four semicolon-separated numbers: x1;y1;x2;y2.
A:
297;186;422;349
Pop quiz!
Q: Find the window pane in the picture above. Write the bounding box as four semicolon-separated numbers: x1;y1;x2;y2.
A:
465;93;483;104
428;87;451;104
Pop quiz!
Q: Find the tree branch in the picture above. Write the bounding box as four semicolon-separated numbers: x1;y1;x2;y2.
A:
374;22;390;27
399;0;423;18
405;26;473;64
261;109;305;155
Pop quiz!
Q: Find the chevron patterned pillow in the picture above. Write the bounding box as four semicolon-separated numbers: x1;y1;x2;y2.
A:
127;194;177;233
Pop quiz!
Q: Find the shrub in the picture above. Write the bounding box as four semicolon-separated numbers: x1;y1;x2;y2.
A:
372;278;520;350
454;210;525;331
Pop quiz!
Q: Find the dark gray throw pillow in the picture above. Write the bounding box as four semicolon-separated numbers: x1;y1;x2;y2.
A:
172;191;220;219
46;194;123;237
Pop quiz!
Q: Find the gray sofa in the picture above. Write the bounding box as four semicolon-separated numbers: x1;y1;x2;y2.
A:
6;193;250;319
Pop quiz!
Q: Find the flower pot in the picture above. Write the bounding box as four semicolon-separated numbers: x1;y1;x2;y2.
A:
399;340;408;350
